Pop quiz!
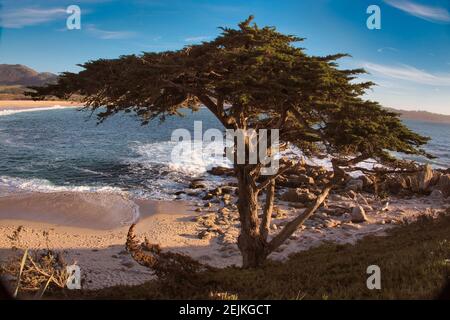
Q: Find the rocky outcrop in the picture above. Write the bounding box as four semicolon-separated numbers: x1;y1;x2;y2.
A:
417;164;434;191
381;165;449;197
408;164;434;192
205;164;449;204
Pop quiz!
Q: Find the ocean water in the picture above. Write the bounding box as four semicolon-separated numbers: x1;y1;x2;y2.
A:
401;119;450;168
0;107;229;200
0;108;448;200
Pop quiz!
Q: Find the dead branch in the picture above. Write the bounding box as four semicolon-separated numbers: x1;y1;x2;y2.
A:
126;224;215;278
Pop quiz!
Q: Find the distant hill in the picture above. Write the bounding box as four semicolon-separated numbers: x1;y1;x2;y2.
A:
0;64;58;100
0;64;58;86
386;107;450;124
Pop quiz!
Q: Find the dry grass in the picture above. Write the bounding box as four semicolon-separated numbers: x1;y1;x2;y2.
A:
1;250;69;297
0;226;69;298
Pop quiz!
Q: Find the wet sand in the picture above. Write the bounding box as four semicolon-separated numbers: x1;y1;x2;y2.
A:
0;192;139;230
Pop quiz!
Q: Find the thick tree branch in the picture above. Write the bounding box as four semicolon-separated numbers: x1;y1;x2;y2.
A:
197;94;237;129
260;179;275;241
289;106;324;138
256;161;296;192
267;182;333;253
275;107;288;129
334;153;370;167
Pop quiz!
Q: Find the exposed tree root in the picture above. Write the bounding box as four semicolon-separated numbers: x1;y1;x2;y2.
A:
126;224;215;279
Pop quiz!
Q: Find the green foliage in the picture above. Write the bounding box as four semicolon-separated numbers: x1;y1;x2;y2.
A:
28;16;431;166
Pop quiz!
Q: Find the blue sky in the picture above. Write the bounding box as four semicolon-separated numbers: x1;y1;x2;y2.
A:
0;0;449;114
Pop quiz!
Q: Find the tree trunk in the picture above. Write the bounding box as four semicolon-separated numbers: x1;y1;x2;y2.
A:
236;165;268;268
260;180;275;240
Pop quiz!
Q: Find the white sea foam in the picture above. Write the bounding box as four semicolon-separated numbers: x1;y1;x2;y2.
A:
283;144;382;176
0;176;125;195
130;140;232;176
0;139;233;200
0;105;79;117
126;202;141;225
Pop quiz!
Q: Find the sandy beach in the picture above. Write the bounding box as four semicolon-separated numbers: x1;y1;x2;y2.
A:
0;100;81;109
0;100;82;118
0;192;235;289
0;189;448;290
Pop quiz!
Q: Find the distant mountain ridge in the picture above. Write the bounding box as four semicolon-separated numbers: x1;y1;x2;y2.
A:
0;64;57;86
386;108;450;124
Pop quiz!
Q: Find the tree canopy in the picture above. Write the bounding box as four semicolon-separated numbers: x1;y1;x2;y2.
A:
30;16;430;167
29;16;433;267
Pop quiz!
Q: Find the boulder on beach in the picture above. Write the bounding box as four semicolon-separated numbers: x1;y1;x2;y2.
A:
359;175;374;190
221;186;237;194
279;173;315;188
207;166;234;176
351;205;368;223
429;189;443;199
417;164;434;191
345;179;364;192
280;188;317;203
434;174;450;197
384;175;408;194
189;180;206;189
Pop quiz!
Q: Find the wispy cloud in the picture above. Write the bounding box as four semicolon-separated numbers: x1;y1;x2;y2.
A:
363;62;450;86
184;36;210;42
0;7;66;28
377;47;398;53
377;47;399;53
384;0;450;23
86;25;137;40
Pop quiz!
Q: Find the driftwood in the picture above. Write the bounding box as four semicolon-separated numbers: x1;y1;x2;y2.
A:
126;224;215;278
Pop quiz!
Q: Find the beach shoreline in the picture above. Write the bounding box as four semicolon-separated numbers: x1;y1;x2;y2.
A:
0;100;81;111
